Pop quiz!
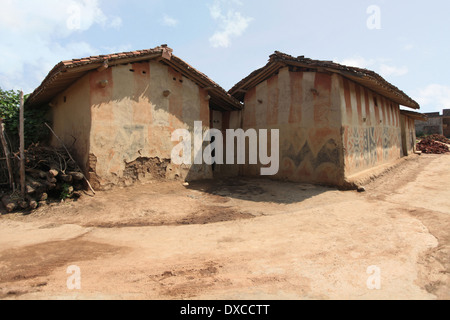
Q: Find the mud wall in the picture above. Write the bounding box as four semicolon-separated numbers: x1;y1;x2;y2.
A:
211;109;243;178
415;117;443;137
401;115;417;156
241;68;345;185
49;74;91;174
339;77;403;177
88;60;212;189
444;118;450;138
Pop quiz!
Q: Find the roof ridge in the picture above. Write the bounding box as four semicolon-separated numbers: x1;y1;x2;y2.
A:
27;45;242;111
229;51;420;110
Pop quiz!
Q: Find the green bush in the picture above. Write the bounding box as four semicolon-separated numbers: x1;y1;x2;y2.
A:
0;88;50;148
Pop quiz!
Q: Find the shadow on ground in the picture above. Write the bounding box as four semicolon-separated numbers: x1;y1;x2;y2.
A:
186;177;334;205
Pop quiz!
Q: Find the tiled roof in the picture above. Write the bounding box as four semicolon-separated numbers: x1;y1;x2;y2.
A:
400;109;428;121
229;51;420;110
27;45;242;111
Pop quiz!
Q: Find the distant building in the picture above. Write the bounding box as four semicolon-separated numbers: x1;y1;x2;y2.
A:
415;110;450;138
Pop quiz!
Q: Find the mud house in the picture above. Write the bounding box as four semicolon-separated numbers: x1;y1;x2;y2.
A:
415;109;450;138
229;52;422;187
27;47;423;190
26;46;243;190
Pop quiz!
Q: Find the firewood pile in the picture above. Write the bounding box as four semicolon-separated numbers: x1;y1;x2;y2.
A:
1;144;86;212
417;135;450;154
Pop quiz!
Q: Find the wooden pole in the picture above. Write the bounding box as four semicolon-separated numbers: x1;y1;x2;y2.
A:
19;91;25;197
44;123;96;195
0;118;15;191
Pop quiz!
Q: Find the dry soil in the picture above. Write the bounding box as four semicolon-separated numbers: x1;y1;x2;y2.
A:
0;154;449;300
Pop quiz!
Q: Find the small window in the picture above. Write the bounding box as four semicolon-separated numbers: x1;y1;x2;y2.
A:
373;97;378;107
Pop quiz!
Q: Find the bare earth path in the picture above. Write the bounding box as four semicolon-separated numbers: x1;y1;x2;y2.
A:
0;154;449;300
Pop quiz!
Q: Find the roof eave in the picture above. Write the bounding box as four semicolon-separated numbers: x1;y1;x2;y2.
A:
26;48;242;111
229;54;420;110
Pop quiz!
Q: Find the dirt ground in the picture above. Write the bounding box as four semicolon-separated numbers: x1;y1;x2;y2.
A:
0;154;449;300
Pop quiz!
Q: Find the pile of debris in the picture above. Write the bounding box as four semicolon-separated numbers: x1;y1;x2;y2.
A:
425;134;450;144
1;144;87;212
417;135;450;154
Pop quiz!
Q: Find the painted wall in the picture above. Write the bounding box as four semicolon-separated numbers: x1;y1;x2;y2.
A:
50;74;92;174
241;67;345;185
401;115;417;156
339;77;403;177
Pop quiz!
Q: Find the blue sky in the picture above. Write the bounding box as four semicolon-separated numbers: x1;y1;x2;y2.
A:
0;0;449;113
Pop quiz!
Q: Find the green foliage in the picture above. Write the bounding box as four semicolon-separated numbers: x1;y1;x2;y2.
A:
0;87;50;147
60;183;74;200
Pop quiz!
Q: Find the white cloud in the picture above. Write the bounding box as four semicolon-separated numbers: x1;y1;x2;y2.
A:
162;15;179;27
208;0;253;48
335;56;409;78
379;64;409;77
415;84;450;111
337;57;376;69
0;0;122;93
403;44;414;51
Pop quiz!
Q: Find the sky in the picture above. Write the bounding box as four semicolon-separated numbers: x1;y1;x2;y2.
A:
0;0;449;113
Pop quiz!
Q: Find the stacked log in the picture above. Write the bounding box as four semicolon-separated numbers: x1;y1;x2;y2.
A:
1;144;86;212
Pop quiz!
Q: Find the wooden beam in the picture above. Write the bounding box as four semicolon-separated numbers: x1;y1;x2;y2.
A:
19;91;25;197
0;118;15;191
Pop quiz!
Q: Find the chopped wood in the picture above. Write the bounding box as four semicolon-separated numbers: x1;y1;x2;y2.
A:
39;193;48;201
44;123;96;195
28;199;38;210
26;168;47;180
2;196;18;213
49;169;60;178
19;200;28;210
60;174;73;183
68;171;84;181
26;184;36;195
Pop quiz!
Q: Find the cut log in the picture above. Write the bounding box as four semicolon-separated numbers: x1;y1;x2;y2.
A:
28;200;38;210
25;196;38;210
46;173;57;184
45;182;56;190
26;168;47;180
45;123;96;195
68;172;84;181
39;193;48;201
49;169;59;178
26;184;36;195
60;174;73;183
19;200;29;210
2;196;18;213
26;176;45;190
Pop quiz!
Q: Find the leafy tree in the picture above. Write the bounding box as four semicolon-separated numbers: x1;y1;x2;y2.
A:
0;88;50;148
